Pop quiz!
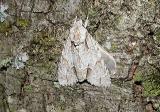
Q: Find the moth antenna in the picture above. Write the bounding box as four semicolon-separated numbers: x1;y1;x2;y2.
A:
84;17;89;28
73;16;77;25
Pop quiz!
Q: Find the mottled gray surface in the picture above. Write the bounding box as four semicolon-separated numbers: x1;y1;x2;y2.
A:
0;0;160;112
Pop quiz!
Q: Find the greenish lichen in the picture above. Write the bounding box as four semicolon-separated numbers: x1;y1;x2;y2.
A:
27;32;62;62
113;15;123;29
143;81;160;97
24;85;33;93
110;43;118;52
24;32;62;82
157;105;160;112
0;21;11;33
94;31;107;44
88;7;97;17
143;68;160;97
9;106;16;112
148;0;156;6
134;68;160;97
16;19;30;27
133;71;143;82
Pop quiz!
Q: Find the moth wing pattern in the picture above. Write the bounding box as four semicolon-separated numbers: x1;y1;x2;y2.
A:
58;19;116;87
58;38;78;85
85;34;111;87
87;60;111;87
71;44;89;82
98;44;116;74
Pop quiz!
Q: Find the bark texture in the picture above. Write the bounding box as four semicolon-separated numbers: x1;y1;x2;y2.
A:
0;0;160;112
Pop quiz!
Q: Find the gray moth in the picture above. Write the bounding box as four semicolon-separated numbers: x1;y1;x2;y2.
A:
58;18;116;87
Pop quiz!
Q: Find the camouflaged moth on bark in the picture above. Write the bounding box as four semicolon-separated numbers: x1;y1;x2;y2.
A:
58;18;116;87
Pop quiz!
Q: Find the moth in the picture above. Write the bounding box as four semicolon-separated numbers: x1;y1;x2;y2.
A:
58;18;116;87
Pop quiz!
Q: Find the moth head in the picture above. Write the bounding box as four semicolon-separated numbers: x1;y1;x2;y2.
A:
70;19;87;46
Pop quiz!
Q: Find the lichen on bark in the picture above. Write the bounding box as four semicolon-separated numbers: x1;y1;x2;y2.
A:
0;0;160;112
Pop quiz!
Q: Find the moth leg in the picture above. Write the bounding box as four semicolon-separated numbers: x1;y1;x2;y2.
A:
87;61;111;87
